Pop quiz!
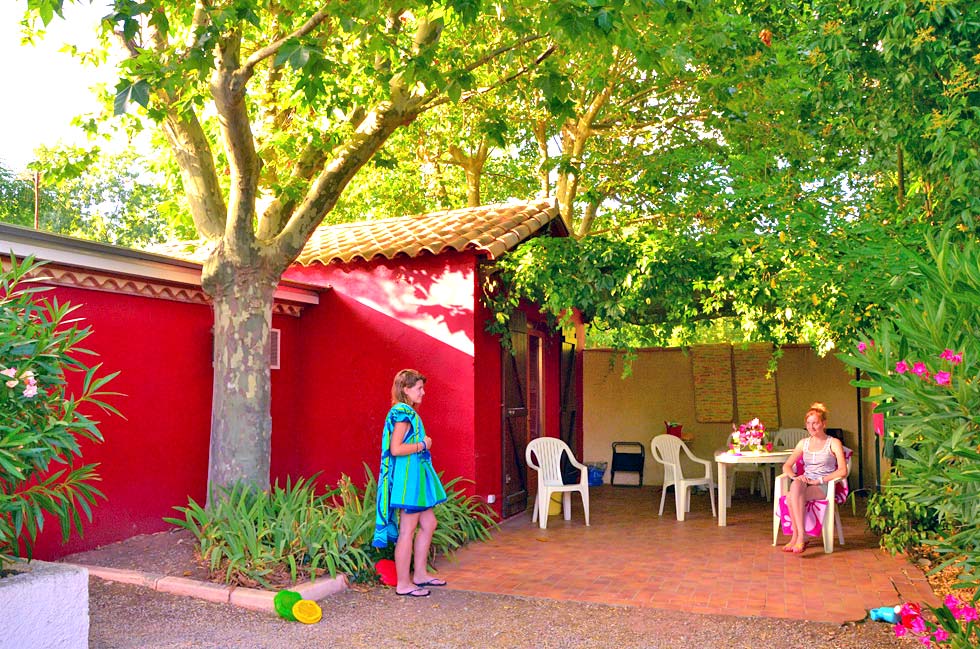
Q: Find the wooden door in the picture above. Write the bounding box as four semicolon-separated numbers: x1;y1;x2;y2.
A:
500;311;529;518
559;331;578;454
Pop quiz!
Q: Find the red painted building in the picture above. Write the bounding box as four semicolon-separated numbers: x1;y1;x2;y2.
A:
1;199;583;558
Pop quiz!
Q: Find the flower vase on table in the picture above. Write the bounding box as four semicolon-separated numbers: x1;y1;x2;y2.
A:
729;418;772;455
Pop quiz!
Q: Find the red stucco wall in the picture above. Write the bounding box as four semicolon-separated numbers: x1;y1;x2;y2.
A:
282;252;479;495
29;283;305;559
30;285;213;558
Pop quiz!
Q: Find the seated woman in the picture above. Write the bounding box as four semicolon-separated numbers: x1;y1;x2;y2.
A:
780;402;848;554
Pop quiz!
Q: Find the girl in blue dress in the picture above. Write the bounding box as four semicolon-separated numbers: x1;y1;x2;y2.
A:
373;369;447;597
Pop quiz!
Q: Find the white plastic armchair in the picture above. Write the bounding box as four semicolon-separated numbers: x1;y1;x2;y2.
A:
774;428;808;450
650;434;717;521
525;437;590;530
772;453;851;553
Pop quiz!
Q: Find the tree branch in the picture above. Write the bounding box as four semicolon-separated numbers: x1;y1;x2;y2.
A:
241;6;332;76
211;30;262;257
271;99;424;266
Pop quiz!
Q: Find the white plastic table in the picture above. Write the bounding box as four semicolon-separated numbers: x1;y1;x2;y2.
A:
715;450;792;526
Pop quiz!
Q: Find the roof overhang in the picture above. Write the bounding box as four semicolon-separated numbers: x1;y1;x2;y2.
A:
0;223;321;308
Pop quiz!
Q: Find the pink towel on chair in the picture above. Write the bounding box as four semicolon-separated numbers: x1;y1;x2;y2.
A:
778;447;851;537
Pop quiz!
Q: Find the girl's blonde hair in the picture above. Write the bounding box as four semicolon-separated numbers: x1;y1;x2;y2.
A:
806;402;828;422
391;369;426;405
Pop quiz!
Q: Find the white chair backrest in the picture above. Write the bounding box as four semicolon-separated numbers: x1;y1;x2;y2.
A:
774;428;808;450
525;437;574;480
650;434;686;469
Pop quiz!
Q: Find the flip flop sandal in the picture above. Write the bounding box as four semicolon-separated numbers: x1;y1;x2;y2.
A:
396;587;430;597
413;578;447;587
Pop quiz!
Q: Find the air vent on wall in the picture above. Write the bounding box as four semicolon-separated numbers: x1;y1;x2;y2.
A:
270;328;281;370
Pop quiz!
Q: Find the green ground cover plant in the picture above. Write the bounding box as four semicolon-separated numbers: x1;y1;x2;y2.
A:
1;254;120;564
841;231;980;595
166;467;495;589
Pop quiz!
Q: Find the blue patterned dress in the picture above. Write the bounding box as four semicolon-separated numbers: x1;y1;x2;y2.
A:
372;402;447;548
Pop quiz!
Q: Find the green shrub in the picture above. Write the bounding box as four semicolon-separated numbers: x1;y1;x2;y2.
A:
865;488;947;555
841;231;980;588
166;467;497;588
1;254;120;563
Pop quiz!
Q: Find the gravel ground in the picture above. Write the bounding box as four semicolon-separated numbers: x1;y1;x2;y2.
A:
89;578;909;649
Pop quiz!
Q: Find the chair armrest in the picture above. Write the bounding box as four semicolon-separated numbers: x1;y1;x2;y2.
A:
773;472;793;500
568;455;588;472
689;454;712;479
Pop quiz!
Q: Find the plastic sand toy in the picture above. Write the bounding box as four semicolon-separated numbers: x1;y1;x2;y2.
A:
273;590;303;621
292;599;322;624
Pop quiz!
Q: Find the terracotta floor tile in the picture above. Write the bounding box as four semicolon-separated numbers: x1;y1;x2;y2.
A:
434;486;933;624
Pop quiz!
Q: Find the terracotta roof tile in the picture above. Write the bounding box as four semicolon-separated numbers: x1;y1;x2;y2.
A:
150;199;562;265
295;198;561;265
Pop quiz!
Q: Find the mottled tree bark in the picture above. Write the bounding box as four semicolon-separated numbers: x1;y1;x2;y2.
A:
203;259;279;490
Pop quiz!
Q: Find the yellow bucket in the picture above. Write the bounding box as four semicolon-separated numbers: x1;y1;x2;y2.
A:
548;493;562;516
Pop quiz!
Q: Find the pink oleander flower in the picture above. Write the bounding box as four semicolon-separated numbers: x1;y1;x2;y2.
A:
23;383;38;398
0;367;16;378
4;379;17;389
933;628;949;642
911;362;929;377
940;349;964;365
935;371;951;386
918;636;931;647
958;604;979;623
910;616;927;633
857;341;867;353
895;625;907;638
895;360;910;374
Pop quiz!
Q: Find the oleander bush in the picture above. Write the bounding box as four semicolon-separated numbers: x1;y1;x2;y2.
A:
1;254;120;564
841;231;980;592
166;466;496;588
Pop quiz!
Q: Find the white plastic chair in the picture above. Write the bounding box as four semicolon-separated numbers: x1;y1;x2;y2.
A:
525;437;590;530
772;452;851;553
729;461;770;502
773;428;808;450
650;434;716;521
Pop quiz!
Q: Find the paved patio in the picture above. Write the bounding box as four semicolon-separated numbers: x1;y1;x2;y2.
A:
432;485;937;624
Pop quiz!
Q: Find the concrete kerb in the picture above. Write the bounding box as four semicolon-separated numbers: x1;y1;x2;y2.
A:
73;564;348;614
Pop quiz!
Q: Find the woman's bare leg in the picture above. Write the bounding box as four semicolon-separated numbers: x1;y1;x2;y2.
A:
785;479;807;549
395;511;426;594
412;508;440;584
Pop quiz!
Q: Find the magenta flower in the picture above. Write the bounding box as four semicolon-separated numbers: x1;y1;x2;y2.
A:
911;362;929;377
0;367;15;378
945;594;959;609
940;349;964;364
894;626;907;638
895;360;910;374
935;371;951;386
933;628;949;642
857;341;867;353
958;604;979;623
910;616;927;633
918;637;931;647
